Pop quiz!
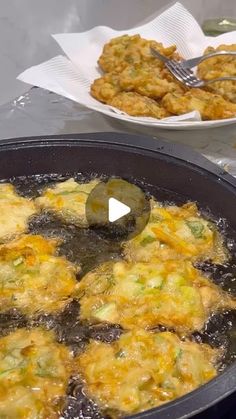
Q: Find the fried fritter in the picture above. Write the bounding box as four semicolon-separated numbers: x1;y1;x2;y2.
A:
0;183;36;243
36;178;99;227
77;258;235;333
90;66;180;104
78;329;219;414
98;34;177;73
93;36;236;121
197;44;236;103
162;88;236;120
119;63;184;99
109;92;169;118
123;200;227;264
0;234;79;315
90;72;121;103
90;72;170;118
0;327;78;418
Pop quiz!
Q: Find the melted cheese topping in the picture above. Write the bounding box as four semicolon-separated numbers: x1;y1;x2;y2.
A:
0;183;36;243
0;328;78;418
124;200;227;264
77;259;236;333
0;235;80;315
78;329;218;414
36;178;99;227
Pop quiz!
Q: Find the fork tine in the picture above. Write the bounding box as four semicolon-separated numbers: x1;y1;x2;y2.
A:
150;47;195;84
166;61;200;87
170;62;195;80
150;47;227;88
177;69;198;84
166;62;190;82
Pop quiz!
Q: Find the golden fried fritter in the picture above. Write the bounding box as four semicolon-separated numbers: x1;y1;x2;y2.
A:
109;92;169;118
98;34;177;73
90;65;181;104
0;183;36;243
78;329;219;414
90;73;121;103
162;88;236;120
92;34;183;118
36;178;99;227
0;234;79;315
119;63;184;99
90;71;171;118
123;200;227;264
93;36;236;121
0;327;78;418
77;258;235;333
198;44;236;103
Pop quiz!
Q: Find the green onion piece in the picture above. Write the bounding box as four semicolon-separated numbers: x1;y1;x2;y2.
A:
186;221;204;238
13;257;24;267
140;236;156;247
175;348;183;360
93;302;117;322
115;349;125;359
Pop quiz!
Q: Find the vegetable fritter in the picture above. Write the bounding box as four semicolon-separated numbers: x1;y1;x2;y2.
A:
162;88;236;120
90;73;121;103
98;34;177;73
0;183;36;243
109;92;169;118
197;44;236;103
0;234;79;315
77;259;235;333
78;329;219;414
36;178;99;227
91;35;182;118
119;64;184;99
0;327;78;418
92;35;236;120
90;73;170;118
124;200;227;264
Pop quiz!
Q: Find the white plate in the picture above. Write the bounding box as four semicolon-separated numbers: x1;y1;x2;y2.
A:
18;2;236;130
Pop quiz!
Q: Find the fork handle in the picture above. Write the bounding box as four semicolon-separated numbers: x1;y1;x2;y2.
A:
194;75;236;88
203;76;236;85
181;51;236;69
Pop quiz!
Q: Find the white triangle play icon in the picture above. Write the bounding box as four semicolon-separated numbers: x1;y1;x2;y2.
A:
108;197;131;223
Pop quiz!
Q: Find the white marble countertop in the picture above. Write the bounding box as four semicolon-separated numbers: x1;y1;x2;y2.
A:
0;87;236;175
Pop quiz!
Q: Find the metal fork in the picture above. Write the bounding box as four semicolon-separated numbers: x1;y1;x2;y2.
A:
150;47;236;88
180;50;236;69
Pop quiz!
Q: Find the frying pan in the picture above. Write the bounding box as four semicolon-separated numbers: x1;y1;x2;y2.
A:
0;131;236;419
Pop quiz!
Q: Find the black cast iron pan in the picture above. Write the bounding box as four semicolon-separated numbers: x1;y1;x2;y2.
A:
0;132;236;419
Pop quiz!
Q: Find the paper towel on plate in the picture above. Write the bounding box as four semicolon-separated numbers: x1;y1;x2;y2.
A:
17;1;236;130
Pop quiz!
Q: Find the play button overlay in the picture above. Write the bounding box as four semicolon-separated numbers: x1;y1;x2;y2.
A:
108;198;131;222
86;178;150;241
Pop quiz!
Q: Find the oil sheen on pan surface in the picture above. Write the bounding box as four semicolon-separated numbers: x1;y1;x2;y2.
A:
0;134;236;419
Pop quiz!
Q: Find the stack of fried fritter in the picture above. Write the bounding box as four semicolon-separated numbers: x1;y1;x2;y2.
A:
90;34;236;120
